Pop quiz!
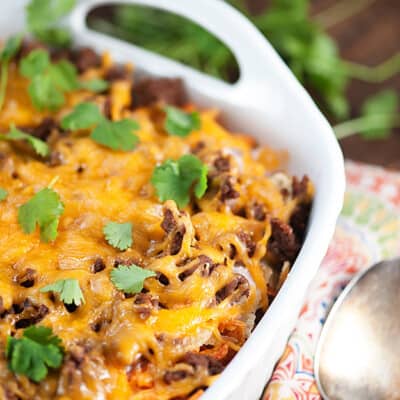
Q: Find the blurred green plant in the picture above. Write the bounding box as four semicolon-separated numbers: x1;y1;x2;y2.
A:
88;5;239;82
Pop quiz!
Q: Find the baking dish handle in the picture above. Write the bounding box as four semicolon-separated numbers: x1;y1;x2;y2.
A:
67;0;288;108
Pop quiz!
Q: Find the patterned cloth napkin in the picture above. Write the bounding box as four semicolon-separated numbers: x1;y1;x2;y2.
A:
262;160;400;400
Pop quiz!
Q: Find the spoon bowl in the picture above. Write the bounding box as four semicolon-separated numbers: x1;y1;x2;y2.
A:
315;258;400;400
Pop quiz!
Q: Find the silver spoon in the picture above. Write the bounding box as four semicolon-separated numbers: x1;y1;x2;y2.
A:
314;258;400;400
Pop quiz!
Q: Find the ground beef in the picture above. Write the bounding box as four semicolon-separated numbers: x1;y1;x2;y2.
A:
163;369;190;384
170;227;186;256
13;268;36;288
104;65;130;82
292;175;309;198
91;258;106;273
22;117;57;141
215;275;249;304
290;202;311;242
8;299;49;329
237;231;256;257
268;218;300;265
133;293;159;319
251;202;266;221
213;155;230;174
180;353;223;375
69;47;101;73
131;77;186;109
161;209;177;234
177;255;216;281
220;177;239;202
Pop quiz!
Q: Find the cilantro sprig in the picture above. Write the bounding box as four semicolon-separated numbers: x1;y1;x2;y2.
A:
18;188;64;242
164;106;201;137
41;278;84;306
0;35;22;111
61;102;140;151
26;0;76;47
151;154;208;208
103;222;133;251
0;188;8;201
20;49;109;111
110;264;156;294
20;49;77;110
6;326;63;382
335;90;400;140
0;124;50;157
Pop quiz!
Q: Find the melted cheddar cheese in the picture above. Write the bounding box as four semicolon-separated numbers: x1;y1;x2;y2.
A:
0;46;313;400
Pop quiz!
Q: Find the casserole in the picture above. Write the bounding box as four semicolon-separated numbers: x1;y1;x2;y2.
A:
0;1;345;399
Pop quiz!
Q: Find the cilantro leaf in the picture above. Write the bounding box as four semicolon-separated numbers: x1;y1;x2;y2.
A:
6;325;63;382
91;119;140;151
35;27;72;48
164;106;201;137
47;60;79;91
29;74;65;111
360;90;399;139
40;278;84;306
0;35;23;112
0;124;50;157
19;49;50;79
0;188;8;201
103;222;133;251
110;264;156;294
26;0;76;47
20;50;80;111
61;102;104;130
62;102;140;150
0;35;23;63
80;78;109;93
18;188;64;242
151;154;208;208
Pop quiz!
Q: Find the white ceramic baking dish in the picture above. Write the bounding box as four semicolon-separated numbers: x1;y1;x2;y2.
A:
0;1;345;399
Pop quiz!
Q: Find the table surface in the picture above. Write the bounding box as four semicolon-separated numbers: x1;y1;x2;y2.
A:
313;0;400;168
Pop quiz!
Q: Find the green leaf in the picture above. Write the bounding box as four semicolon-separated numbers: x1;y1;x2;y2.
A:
27;0;75;48
103;221;133;251
28;74;65;111
48;60;79;91
360;90;399;139
164;106;201;137
151;154;208;208
18;188;64;242
26;0;76;47
80;78;110;93
61;102;104;131
35;27;72;48
0;35;23;62
0;124;50;157
6;325;63;382
110;264;156;294
0;36;21;111
91;119;140;151
0;188;8;201
19;49;50;79
41;278;84;306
